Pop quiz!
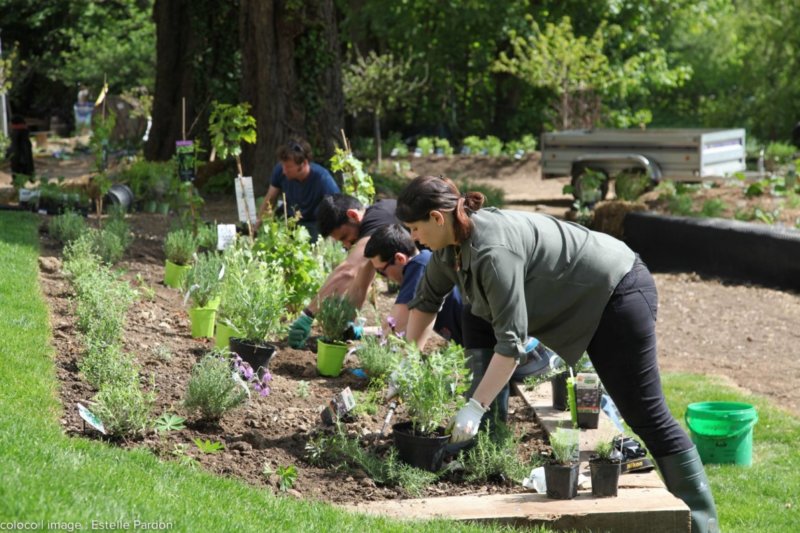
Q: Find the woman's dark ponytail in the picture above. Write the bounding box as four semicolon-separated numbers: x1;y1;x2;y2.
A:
397;175;485;243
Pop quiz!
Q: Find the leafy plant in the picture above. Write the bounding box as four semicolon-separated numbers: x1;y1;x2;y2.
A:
48;211;87;244
415;137;434;156
392;341;469;435
194;438;225;454
434;137;453;156
183;352;248;421
590;439;623;464
182;252;224;308
104;215;133;253
276;465;298;492
549;427;580;465
614;170;651;201
155;413;186;433
164;229;197;266
316;294;357;344
208;101;257;177
222;258;288;343
356;334;402;380
196;223;218;251
79;340;138;390
700;198;728;218
459;424;534;483
296;380;310;399
91;382;155;438
503;134;538;157
330;147;375;206
171;443;199;469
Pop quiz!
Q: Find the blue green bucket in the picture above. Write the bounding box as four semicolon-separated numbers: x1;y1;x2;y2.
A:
686;402;758;466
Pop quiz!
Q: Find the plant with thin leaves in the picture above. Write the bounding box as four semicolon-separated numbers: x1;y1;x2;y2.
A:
79;340;138;390
459;424;536;484
356;333;402;380
183;351;248;421
316;294;357;344
222;259;288;344
171;443;199;469
590;439;623;464
392;341;470;435
182;252;224;308
91;382;155;438
164;228;196;266
49;211;87;244
549;427;580;465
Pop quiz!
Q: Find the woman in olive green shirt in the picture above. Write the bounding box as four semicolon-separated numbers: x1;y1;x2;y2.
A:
397;175;718;533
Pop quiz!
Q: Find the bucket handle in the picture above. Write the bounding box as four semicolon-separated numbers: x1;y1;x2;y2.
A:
685;414;758;439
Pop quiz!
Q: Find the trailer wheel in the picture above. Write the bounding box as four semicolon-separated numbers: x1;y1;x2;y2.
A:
570;166;609;205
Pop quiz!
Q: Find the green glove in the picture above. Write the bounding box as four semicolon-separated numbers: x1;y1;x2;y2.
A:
288;313;314;348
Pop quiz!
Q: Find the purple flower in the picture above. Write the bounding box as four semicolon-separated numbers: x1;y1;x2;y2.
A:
386;316;397;330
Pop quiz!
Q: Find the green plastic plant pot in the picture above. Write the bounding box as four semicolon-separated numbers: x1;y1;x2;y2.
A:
317;339;349;377
215;321;240;350
163;260;190;289
188;306;217;338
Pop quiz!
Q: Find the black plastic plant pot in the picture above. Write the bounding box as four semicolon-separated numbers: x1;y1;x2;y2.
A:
578;411;600;429
392;421;451;472
590;461;621;497
551;372;570;411
229;337;277;372
544;463;579;499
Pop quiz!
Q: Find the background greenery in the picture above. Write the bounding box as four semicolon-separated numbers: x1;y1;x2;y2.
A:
1;0;799;147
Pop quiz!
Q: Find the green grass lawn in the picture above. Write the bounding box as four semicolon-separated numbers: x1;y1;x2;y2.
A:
1;210;797;532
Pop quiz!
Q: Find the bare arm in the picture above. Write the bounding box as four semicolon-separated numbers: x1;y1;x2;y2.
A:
258;185;281;220
307;236;373;314
472;354;518;407
384;302;410;338
404;308;437;350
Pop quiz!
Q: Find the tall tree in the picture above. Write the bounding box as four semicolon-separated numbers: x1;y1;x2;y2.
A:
145;0;195;160
239;0;344;193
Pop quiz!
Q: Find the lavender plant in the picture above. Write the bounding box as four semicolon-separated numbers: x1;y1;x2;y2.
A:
182;252;224;308
183;351;248;420
317;294;357;344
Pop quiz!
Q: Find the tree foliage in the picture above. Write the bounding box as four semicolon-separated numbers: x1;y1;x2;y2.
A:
342;50;425;166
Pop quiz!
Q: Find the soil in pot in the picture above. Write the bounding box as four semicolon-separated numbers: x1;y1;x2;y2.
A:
590;461;621;497
544;462;579;499
229;337;277;372
392;421;451;472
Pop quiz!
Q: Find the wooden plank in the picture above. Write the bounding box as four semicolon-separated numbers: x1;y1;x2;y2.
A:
512;381;666;489
348;488;690;532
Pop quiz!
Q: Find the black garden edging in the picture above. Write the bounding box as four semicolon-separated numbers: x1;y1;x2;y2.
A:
623;211;800;291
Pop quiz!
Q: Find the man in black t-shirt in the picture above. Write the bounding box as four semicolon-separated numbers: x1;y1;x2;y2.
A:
287;194;400;347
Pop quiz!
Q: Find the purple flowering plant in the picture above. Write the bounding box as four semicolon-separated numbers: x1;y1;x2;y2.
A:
233;355;273;397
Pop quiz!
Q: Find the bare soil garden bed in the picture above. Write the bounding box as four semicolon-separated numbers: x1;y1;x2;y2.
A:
40;211;548;504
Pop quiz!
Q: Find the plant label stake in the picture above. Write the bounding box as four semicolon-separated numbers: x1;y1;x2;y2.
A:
77;403;106;435
216;224;236;251
378;401;398;438
320;387;356;426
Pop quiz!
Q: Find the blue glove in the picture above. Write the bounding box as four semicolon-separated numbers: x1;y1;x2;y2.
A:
288;313;314;348
343;321;363;341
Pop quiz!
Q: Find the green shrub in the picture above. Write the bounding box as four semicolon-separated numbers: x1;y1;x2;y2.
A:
667;194;695;216
49;211;87;244
74;270;136;346
196;222;218;250
356;334;401;379
459;425;532;483
62;234;101;281
461;135;484;155
222;259;288;343
549;427;579;465
700;198;728;218
253;218;325;312
314;237;347;273
392;342;469;435
183;252;224;308
104;216;133;252
483;135;504;157
183;352;248;421
317;294;357;344
164;228;197;266
503;134;537;156
415;137;434;156
79;340;138;390
86;228;125;264
92;382;155;437
614;170;651;201
384;132;408;157
434;137;454;156
765;141;797;170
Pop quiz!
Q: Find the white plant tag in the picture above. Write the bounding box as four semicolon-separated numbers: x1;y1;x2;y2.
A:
217;224;236;250
234;176;257;225
77;403;106;434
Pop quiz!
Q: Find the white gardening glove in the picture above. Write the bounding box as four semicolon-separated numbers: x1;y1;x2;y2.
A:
447;398;487;443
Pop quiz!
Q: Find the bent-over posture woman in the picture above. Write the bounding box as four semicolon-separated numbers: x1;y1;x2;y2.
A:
397;175;718;533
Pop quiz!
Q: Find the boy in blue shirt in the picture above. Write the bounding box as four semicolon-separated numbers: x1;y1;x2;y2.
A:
258;137;339;241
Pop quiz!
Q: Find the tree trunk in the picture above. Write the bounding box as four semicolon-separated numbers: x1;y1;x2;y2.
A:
239;0;344;195
373;111;382;171
145;0;196;161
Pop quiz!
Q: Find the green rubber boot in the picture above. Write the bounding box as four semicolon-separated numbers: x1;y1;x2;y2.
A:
655;446;719;533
